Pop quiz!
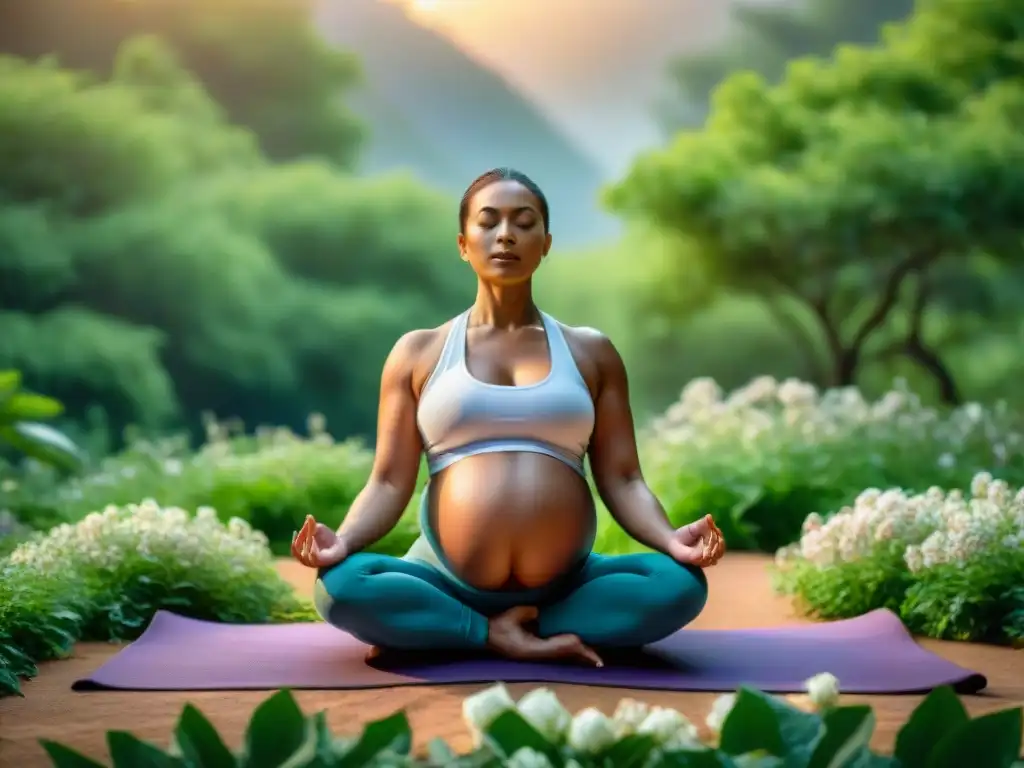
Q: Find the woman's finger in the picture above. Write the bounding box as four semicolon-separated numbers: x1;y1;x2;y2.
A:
301;532;313;560
548;634;603;668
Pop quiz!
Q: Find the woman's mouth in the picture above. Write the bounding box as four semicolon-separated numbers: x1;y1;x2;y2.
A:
491;251;520;263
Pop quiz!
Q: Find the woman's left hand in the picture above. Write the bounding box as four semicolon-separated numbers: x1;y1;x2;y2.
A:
667;514;726;567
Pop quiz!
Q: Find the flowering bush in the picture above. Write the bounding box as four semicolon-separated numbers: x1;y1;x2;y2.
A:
2;414;423;557
39;676;1024;767
0;500;314;697
774;472;1024;644
598;376;1024;554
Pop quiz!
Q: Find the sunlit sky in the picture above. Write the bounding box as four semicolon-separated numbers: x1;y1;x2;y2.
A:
385;0;747;175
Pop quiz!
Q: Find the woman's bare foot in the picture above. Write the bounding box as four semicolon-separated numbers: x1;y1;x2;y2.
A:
486;606;603;667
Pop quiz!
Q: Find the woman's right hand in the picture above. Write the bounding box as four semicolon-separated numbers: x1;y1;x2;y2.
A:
291;514;348;569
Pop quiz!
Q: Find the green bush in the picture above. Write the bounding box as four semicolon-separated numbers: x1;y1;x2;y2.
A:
600;376;1024;554
0;369;84;474
1;499;313;697
5;415;423;557
773;472;1024;644
39;681;1024;767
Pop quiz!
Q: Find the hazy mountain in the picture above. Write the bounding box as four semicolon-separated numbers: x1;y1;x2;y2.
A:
393;0;760;176
314;0;619;247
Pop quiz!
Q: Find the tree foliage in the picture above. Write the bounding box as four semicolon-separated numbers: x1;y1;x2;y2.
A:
608;0;1024;402
659;0;915;132
0;40;468;446
0;0;364;167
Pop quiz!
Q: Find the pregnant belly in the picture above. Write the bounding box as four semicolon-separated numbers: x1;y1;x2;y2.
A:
427;451;597;591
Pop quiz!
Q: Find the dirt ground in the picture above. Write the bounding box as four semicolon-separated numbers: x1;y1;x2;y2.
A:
1;554;1021;766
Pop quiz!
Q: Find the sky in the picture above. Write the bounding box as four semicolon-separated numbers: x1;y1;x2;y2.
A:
386;0;745;176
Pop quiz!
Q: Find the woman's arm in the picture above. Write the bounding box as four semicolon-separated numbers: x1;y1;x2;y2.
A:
334;331;429;554
586;333;677;555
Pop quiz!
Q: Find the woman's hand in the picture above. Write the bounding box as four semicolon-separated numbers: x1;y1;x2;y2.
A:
291;514;348;569
667;514;726;568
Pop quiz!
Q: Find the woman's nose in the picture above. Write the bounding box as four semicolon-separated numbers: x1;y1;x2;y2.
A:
496;221;516;244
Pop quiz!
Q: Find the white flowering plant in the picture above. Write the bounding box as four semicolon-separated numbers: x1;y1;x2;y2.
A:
0;500;313;697
2;414;422;557
773;472;1024;644
38;676;1024;767
597;376;1024;554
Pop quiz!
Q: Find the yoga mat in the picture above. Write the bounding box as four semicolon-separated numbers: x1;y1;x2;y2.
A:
72;609;987;695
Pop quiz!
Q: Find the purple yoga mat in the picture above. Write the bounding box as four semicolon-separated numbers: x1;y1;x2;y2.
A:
72;609;987;695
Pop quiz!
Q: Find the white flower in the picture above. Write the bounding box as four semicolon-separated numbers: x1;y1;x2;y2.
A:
611;697;650;737
971;472;993;499
636;707;700;749
517;688;571;743
805;673;840;709
705;694;736;736
507;747;553;768
567;708;618;754
462;684;515;745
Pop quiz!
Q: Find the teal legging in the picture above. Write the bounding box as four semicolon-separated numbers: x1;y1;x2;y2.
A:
313;552;709;650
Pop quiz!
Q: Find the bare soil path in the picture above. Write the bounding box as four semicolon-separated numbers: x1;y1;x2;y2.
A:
2;554;1020;766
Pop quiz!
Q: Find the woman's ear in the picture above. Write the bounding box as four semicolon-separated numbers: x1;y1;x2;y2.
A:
457;232;469;262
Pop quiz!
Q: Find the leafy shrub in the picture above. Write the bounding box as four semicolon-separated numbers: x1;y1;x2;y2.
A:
0;369;83;473
39;680;1024;767
0;561;88;697
1;500;310;696
773;472;1024;644
601;376;1024;554
5;415;423;557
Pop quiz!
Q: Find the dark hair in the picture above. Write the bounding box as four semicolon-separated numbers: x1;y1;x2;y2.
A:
458;167;550;234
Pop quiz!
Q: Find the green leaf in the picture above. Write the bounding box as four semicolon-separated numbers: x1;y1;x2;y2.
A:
0;666;24;697
427;738;458;765
0;392;64;422
107;731;185;767
808;706;876;768
310;710;335;760
0;370;21;406
927;708;1023;768
0;422;83;472
599;733;659;767
39;741;107;768
735;753;785;767
335;710;413;767
174;703;237;767
658;748;739;766
763;693;824;757
481;709;560;764
241;689;308;768
894;687;968;768
719;689;787;757
0;370;20;397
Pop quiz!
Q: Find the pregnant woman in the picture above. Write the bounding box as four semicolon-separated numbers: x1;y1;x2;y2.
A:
291;168;726;666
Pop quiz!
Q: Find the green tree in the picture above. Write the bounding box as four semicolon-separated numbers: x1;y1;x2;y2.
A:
0;47;259;217
659;0;914;132
0;45;468;444
0;0;363;167
608;0;1024;402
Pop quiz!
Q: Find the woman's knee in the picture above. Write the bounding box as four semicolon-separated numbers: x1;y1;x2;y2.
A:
312;553;378;625
646;554;709;621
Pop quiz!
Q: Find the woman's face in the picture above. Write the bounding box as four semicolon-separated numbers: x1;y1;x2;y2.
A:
458;180;552;285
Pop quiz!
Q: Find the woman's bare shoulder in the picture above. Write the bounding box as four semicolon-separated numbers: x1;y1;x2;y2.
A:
557;322;624;396
559;323;618;362
390;320;458;394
